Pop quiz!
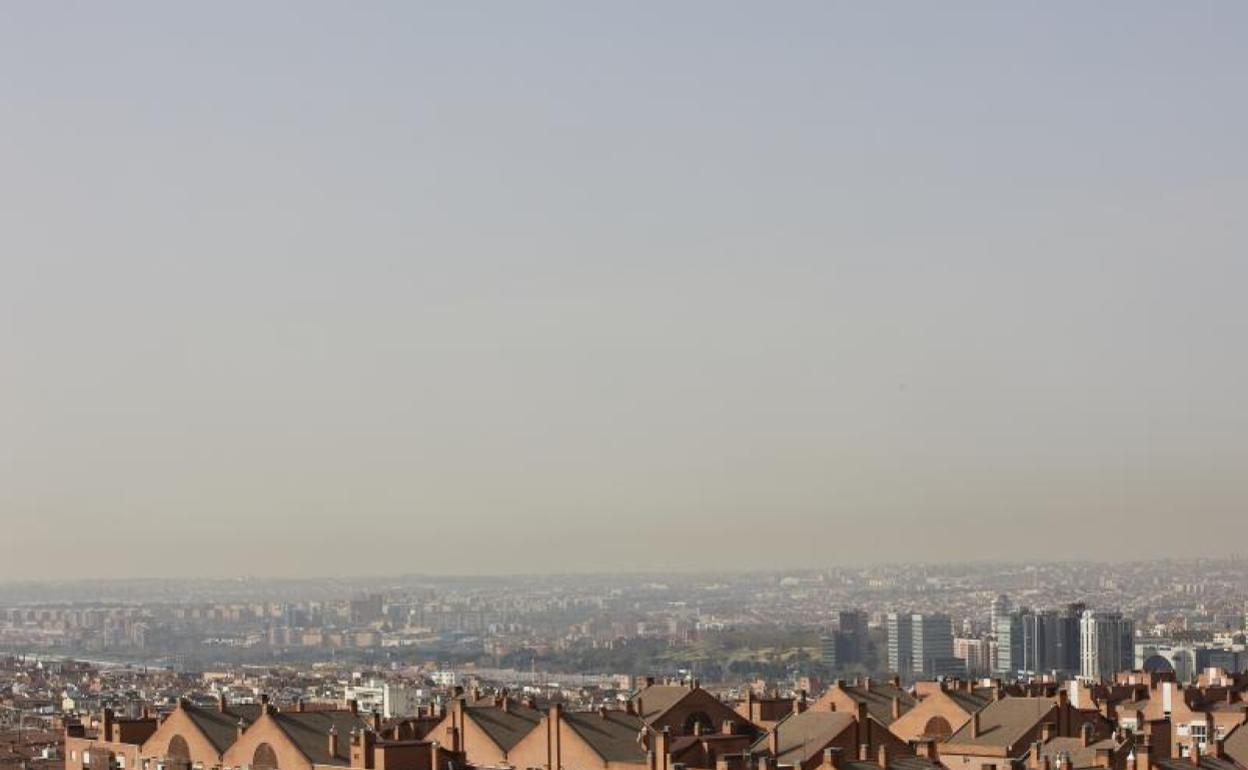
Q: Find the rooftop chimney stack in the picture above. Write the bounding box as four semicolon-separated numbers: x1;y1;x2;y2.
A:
825;748;842;770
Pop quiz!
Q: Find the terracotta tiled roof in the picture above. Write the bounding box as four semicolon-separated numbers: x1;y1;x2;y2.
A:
831;683;918;726
631;686;695;722
1223;723;1248;768
750;711;856;766
945;698;1056;750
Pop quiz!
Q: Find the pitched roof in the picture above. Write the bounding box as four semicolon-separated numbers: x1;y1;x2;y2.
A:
841;758;941;770
1223;723;1248;768
561;711;648;764
1037;736;1125;770
1154;757;1242;770
183;703;262;753
832;683;918;726
946;689;992;715
945;698;1056;750
631;686;696;722
463;702;542;753
751;711;856;766
270;710;369;766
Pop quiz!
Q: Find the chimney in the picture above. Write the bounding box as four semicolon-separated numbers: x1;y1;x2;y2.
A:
218;693;228;713
794;697;807;716
360;727;376;768
261;693;270;708
1082;723;1094;748
863;677;872;693
918;739;939;763
548;704;563;770
723;720;736;735
445;725;460;754
297;700;307;713
237;716;246;740
501;697;510;714
1042;723;1056;743
643;676;656;689
1190;744;1200;767
102;708;114;741
599;706;609;720
656;727;670;770
824;748;843;770
1210;740;1223;760
768;727;780;758
372;710;382;733
971;711;982;739
891;697;902;720
626;700;636;716
328;725;339;758
348;699;359;716
877;744;890;770
891;676;901;688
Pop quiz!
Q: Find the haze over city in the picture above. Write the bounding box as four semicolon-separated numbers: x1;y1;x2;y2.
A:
3;2;1248;580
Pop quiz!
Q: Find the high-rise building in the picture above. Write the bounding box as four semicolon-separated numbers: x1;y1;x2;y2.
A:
837;610;868;666
887;612;913;674
820;633;838;668
1056;603;1086;674
1080;609;1135;680
991;594;1011;632
994;611;1023;675
955;637;992;676
912;613;955;677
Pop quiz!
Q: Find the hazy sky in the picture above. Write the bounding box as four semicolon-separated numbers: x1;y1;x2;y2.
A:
2;3;1247;580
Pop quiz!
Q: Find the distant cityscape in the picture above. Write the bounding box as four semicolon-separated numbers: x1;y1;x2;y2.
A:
3;559;1248;770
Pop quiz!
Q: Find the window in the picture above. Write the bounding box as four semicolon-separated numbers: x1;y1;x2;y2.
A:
1191;723;1208;747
